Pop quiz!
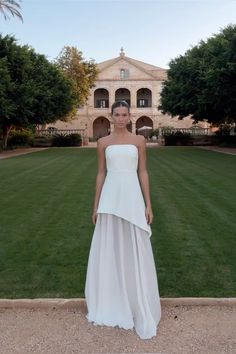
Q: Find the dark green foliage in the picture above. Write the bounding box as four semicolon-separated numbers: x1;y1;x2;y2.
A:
0;34;77;148
8;129;34;147
215;123;233;136
52;133;82;147
214;135;236;147
164;131;193;145
149;128;159;138
213;124;236;145
159;25;236;125
32;136;53;147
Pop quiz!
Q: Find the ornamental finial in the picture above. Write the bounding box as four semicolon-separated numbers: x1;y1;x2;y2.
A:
120;47;125;57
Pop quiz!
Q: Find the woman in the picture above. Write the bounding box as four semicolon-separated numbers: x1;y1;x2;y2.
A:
85;100;161;339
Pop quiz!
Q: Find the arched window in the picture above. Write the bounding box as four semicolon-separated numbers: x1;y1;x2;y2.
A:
137;88;152;107
94;88;109;108
115;88;131;106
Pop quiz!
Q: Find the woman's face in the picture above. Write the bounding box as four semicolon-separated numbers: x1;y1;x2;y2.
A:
112;106;130;129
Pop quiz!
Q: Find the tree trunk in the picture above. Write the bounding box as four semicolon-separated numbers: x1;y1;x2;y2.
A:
2;125;13;149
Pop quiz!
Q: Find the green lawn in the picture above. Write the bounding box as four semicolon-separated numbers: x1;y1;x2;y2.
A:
0;146;235;298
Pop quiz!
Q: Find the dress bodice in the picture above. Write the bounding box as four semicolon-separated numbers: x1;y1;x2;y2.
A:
105;144;138;173
96;144;152;238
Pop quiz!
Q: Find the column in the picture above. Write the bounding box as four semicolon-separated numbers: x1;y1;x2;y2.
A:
130;90;136;109
109;90;115;109
131;121;136;134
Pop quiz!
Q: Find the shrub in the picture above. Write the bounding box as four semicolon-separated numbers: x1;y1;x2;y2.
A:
164;131;193;146
215;124;233;136
8;129;34;147
33;136;53;147
149;128;159;138
216;135;236;147
51;133;82;147
51;135;65;146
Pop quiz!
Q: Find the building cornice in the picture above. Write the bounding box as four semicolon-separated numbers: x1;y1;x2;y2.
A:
97;53;167;81
95;78;164;82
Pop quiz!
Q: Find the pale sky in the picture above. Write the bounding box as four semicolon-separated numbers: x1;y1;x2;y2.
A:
1;0;236;68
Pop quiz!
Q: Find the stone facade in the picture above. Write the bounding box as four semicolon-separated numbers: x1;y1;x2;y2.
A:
48;49;208;138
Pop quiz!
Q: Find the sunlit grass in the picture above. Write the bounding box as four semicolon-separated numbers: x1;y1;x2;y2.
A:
0;146;235;298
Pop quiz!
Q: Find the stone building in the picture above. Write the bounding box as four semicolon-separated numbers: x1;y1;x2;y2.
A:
48;49;207;138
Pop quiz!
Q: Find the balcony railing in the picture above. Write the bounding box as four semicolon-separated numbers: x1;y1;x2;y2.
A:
35;129;86;137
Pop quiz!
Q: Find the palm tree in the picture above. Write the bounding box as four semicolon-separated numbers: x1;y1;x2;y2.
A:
0;0;23;21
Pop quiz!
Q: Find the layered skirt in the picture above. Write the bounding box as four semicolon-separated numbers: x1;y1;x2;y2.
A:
85;213;161;340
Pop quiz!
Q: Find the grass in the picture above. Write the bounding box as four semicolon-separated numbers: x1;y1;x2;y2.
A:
0;146;235;298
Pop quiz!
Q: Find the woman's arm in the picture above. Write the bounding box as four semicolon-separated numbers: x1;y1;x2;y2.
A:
92;139;106;223
137;136;153;224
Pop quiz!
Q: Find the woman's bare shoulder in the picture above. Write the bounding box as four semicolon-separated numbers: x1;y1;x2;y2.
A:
125;132;145;147
135;134;146;149
97;136;112;150
97;133;145;150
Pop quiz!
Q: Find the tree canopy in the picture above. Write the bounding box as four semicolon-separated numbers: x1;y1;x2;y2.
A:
0;34;77;147
55;46;98;107
159;24;236;125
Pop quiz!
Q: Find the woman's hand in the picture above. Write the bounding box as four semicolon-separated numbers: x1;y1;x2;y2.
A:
92;210;98;225
145;206;153;225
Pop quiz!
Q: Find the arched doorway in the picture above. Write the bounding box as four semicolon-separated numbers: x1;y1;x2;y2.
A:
115;88;131;106
93;117;110;139
136;116;153;137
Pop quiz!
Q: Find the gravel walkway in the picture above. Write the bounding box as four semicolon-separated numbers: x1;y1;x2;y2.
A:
195;145;236;155
0;299;236;353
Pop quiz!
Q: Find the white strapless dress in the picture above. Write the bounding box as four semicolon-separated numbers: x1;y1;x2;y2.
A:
85;144;161;340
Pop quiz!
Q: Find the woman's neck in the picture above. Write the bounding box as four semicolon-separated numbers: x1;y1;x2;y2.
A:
112;128;130;136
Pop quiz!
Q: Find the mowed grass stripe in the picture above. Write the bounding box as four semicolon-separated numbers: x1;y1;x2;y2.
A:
0;146;235;298
0;148;97;298
148;147;236;296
